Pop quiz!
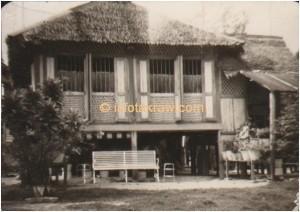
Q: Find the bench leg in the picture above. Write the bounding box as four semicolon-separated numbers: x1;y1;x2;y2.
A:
93;170;96;184
125;170;128;183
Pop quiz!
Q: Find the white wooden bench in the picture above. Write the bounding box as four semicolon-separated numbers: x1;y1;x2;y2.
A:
92;151;160;183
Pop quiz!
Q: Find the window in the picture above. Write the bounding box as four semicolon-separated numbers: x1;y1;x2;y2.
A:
183;59;202;93
150;59;174;93
57;55;84;92
92;57;114;92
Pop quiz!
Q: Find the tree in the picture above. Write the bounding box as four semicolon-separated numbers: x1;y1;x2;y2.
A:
276;92;299;162
221;8;248;35
2;79;82;194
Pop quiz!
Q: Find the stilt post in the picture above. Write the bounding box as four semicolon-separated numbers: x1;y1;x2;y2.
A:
131;131;138;180
93;169;96;184
217;131;225;179
92;152;96;184
83;164;86;184
269;91;276;180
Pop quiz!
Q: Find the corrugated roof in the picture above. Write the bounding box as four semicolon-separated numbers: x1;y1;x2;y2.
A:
8;1;243;47
240;70;298;92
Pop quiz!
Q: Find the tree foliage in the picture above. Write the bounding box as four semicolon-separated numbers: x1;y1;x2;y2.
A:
276;92;299;162
2;79;82;186
221;8;248;35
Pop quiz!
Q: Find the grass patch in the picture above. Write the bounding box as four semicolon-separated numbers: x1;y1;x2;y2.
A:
2;180;298;211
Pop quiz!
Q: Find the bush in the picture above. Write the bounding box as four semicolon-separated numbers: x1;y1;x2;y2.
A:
2;79;82;188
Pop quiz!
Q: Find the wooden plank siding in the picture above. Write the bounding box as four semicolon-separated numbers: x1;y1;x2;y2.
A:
30;52;227;127
220;72;248;133
220;98;247;132
221;98;235;132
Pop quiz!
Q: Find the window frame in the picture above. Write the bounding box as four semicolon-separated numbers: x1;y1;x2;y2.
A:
182;57;203;94
91;56;115;94
149;58;175;94
56;54;85;93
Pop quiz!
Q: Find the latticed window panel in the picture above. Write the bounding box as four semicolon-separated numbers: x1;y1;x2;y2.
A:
63;94;86;117
221;73;247;97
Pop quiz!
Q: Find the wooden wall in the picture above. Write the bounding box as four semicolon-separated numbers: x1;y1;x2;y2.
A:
63;93;86;117
182;94;204;122
30;51;221;125
220;73;248;133
221;98;247;132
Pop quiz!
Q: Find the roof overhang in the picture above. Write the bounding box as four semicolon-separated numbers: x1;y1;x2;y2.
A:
224;70;298;92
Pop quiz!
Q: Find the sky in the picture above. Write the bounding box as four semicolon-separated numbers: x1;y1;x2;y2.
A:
1;1;299;64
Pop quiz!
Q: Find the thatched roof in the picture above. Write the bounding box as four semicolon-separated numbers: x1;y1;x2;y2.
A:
9;1;243;47
149;19;242;46
219;34;298;74
241;35;298;72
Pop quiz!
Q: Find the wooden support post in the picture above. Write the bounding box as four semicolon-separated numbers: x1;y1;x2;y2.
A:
156;158;160;182
39;55;44;84
225;160;229;180
84;53;90;120
190;139;196;175
217;131;225;179
48;168;52;183
131;131;137;150
31;63;36;91
83;164;86;184
125;170;128;183
93;169;96;184
269;91;276;180
250;160;255;181
175;55;183;121
63;162;68;186
88;54;92;120
131;132;138;180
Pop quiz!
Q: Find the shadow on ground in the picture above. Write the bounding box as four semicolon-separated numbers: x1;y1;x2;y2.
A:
2;179;298;210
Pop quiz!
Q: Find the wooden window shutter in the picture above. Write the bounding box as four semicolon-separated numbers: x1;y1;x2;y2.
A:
46;57;55;79
174;56;183;120
139;60;149;120
84;54;90;120
115;58;128;121
203;60;215;119
31;56;41;90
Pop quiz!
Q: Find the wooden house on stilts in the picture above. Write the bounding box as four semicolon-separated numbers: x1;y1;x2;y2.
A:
6;2;298;179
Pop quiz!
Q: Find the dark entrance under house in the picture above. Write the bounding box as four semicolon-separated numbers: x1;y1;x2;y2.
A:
77;131;219;177
137;131;219;176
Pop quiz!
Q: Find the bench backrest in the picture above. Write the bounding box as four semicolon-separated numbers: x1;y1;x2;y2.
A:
92;151;158;170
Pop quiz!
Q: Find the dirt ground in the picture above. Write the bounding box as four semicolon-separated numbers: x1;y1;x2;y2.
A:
2;179;298;211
